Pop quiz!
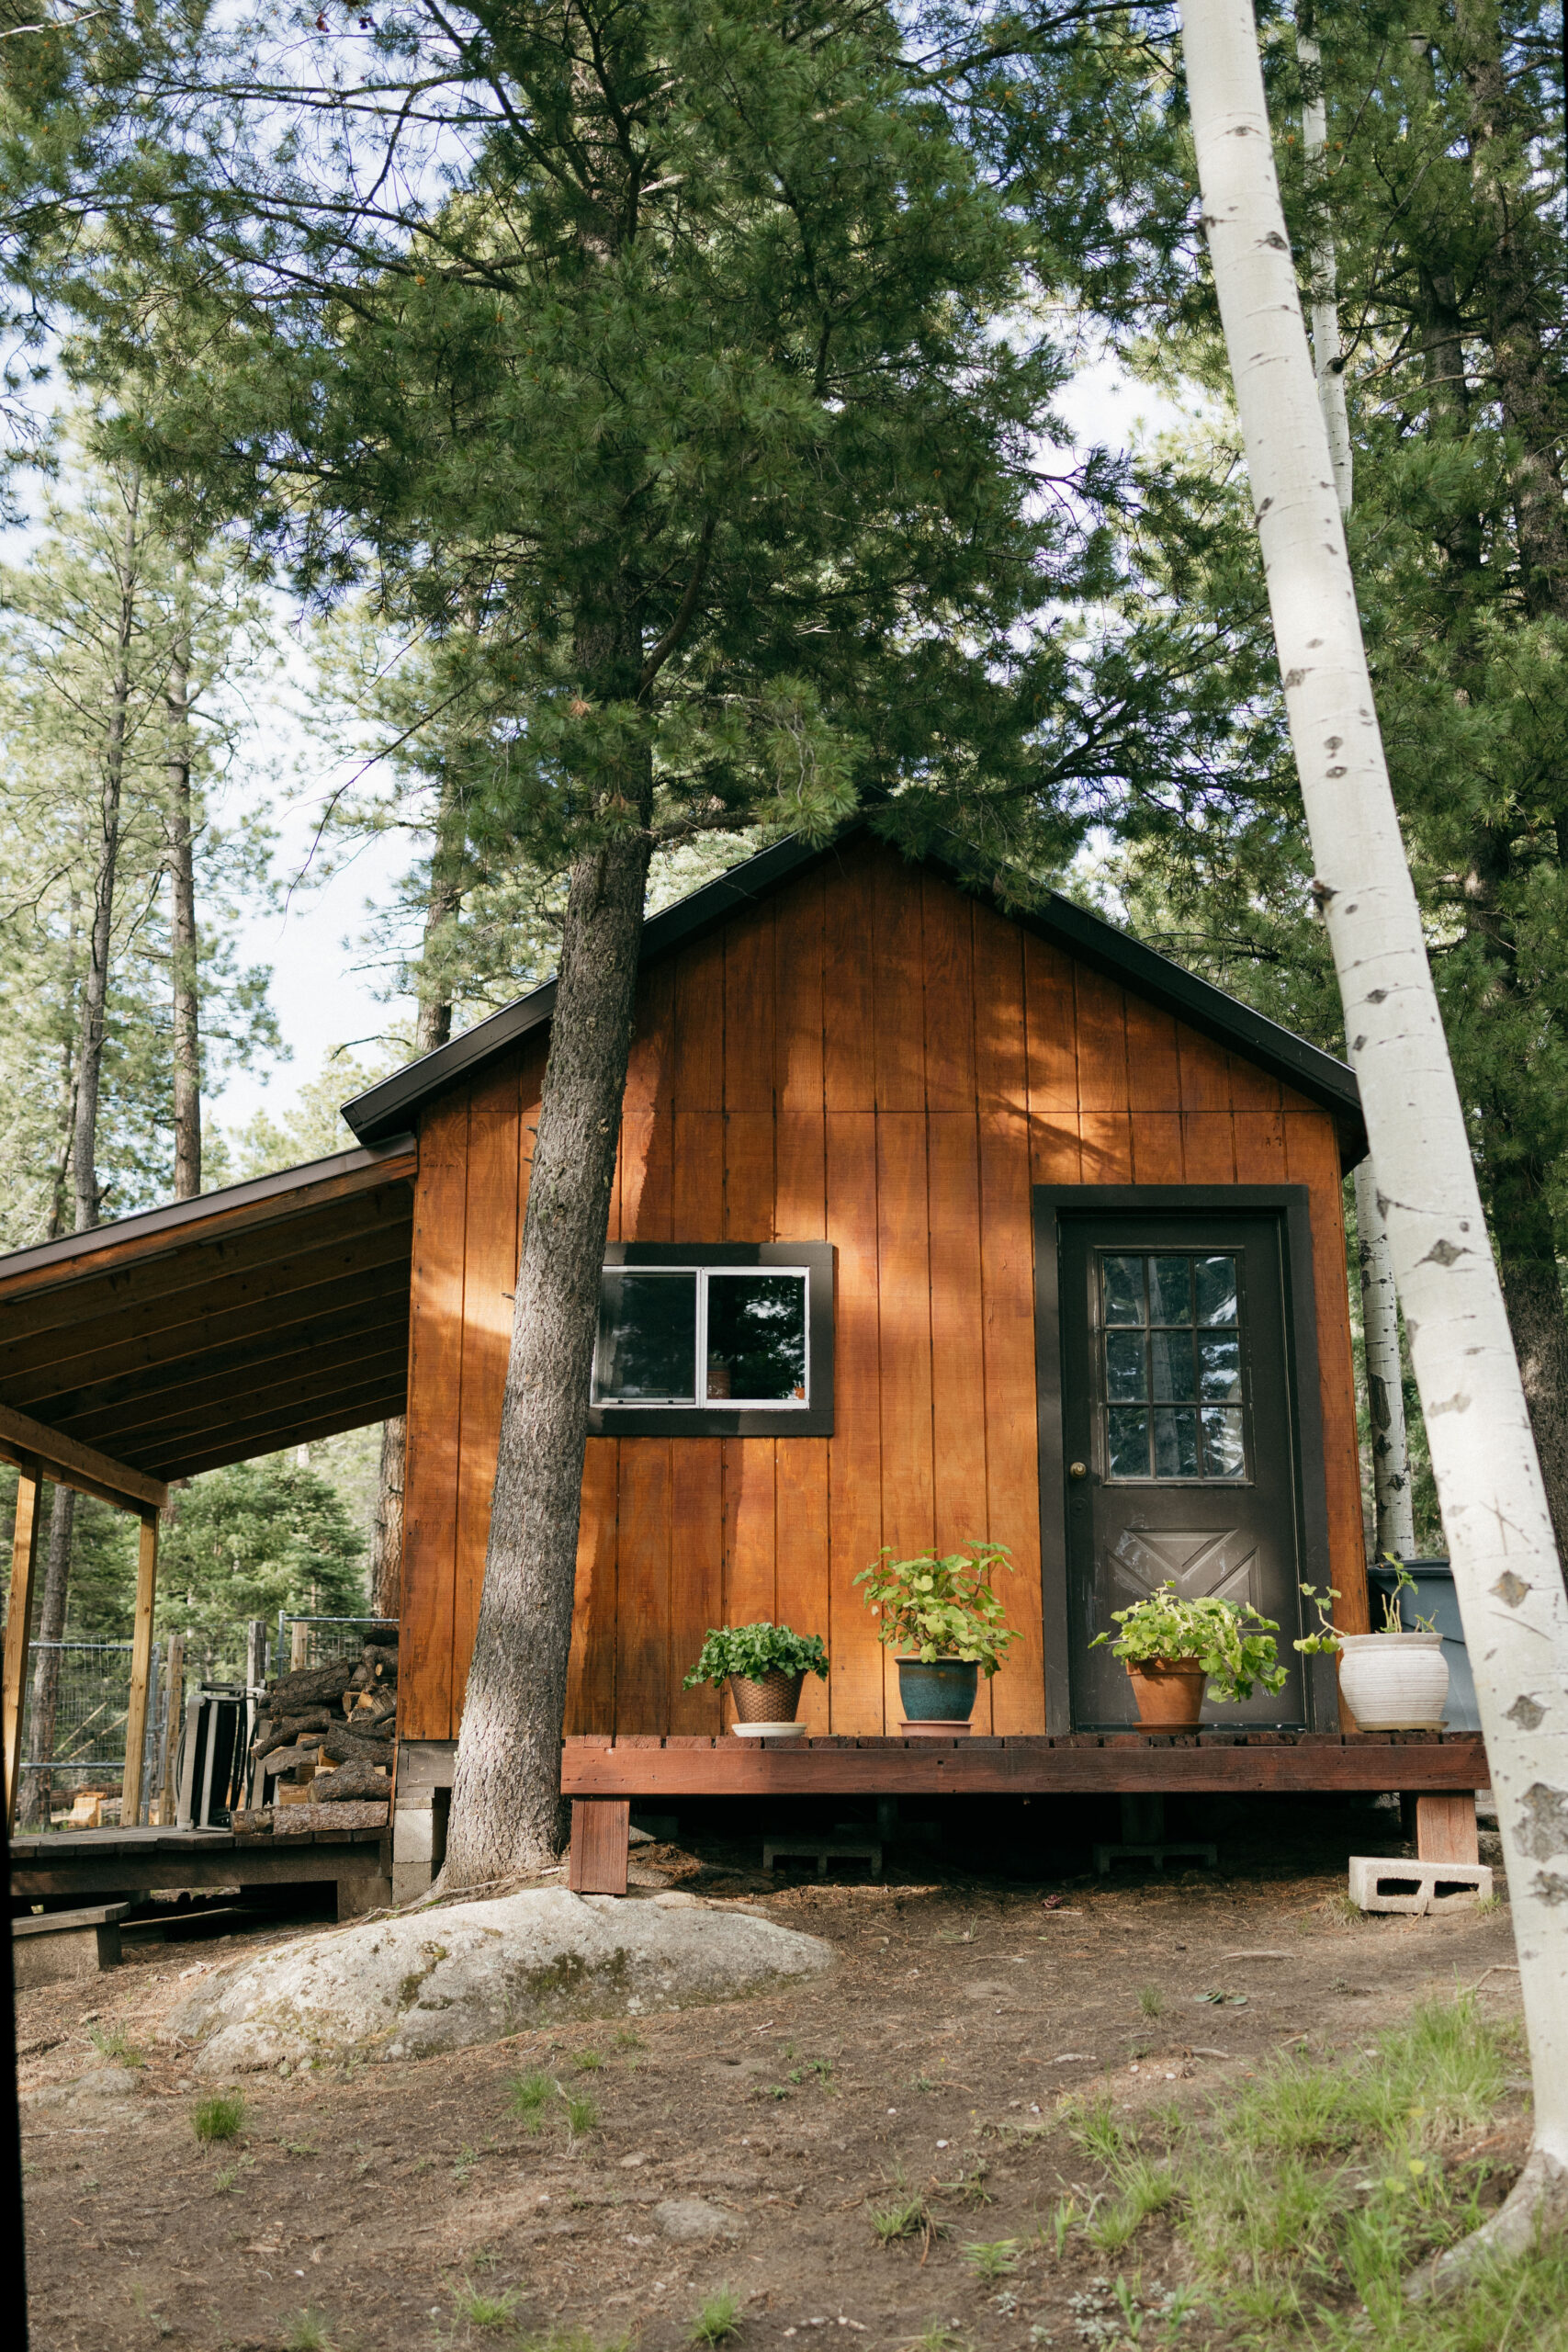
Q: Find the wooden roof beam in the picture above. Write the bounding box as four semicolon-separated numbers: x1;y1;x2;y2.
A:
0;1400;169;1514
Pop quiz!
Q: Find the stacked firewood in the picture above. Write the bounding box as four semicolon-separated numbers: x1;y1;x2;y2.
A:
252;1629;399;1804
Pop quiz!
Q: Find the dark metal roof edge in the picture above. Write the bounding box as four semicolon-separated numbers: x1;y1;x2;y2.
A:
0;1134;419;1289
343;824;1365;1162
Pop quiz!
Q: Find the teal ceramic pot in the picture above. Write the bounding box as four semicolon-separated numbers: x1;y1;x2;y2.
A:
897;1657;979;1723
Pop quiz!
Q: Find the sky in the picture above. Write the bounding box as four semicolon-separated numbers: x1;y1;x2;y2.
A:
208;349;1176;1142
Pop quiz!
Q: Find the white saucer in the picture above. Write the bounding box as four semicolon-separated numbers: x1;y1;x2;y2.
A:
730;1721;807;1740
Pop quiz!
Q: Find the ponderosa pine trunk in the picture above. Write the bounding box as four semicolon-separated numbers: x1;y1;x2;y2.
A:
1180;0;1568;2275
17;1487;76;1830
439;812;652;1884
164;612;202;1198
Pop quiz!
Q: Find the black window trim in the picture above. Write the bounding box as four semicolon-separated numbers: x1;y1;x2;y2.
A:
587;1242;836;1436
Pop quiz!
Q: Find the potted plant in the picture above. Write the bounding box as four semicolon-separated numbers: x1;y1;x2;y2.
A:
1091;1581;1289;1730
682;1623;829;1736
1297;1567;1449;1731
855;1543;1019;1728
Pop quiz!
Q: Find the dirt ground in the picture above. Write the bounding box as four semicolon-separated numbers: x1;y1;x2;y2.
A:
17;1798;1528;2352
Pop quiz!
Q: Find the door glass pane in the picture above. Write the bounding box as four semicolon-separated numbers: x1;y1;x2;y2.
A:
1104;1329;1147;1401
596;1272;698;1401
1103;1257;1145;1324
1147;1255;1192;1324
1195;1255;1239;1326
1198;1331;1242;1401
1100;1248;1248;1480
1150;1329;1197;1401
1154;1406;1201;1478
1107;1405;1151;1477
1201;1406;1247;1478
705;1272;807;1403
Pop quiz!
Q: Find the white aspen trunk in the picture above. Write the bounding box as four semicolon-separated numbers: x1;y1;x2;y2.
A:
1180;0;1568;2275
1355;1158;1416;1560
1296;27;1353;514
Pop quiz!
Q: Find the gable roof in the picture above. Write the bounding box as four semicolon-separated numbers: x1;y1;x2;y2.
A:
345;828;1367;1169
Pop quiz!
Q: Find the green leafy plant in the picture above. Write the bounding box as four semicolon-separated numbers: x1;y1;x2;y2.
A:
872;2196;931;2244
855;1544;1019;1673
962;2238;1020;2279
452;2278;523;2329
1370;1560;1439;1635
1091;1580;1288;1703
688;2287;742;2346
682;1622;829;1689
191;2092;245;2144
1294;1583;1346;1656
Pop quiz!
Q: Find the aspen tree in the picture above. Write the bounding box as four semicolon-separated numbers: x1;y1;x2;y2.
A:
1180;0;1568;2269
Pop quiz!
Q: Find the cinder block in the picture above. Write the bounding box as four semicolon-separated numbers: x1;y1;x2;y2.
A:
392;1803;435;1867
1348;1855;1493;1916
391;1862;433;1905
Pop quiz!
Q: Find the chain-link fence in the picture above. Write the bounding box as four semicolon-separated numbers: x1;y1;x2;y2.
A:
13;1640;152;1829
275;1613;398;1672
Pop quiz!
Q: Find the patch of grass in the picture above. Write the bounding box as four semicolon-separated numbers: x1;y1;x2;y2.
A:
901;2325;963;2352
1064;2094;1126;2170
687;2287;742;2346
282;2313;333;2352
962;2239;1019;2281
572;2047;605;2072
451;2278;522;2328
89;2024;145;2065
1137;1984;1165;2018
1041;2195;1077;2258
279;2140;319;2157
212;2156;254;2196
871;2196;931;2245
1084;2154;1178;2254
613;2029;645;2050
191;2092;244;2144
560;2087;599;2140
451;2143;480;2184
507;2069;554;2130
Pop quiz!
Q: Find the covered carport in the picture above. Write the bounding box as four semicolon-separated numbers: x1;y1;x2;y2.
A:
0;1134;415;1826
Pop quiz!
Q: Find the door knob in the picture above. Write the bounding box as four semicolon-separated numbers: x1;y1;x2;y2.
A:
1068;1461;1089;1479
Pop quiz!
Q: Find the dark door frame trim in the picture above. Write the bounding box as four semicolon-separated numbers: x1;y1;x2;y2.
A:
1032;1186;1338;1736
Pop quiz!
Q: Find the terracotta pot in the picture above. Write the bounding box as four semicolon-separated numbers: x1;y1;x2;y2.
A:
729;1669;805;1724
1124;1657;1207;1732
1337;1632;1449;1731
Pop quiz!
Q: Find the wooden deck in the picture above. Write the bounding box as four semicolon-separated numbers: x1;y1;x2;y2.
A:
9;1823;392;1917
561;1730;1489;1894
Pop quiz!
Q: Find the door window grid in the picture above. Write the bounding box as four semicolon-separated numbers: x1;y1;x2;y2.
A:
1100;1250;1247;1482
593;1265;811;1409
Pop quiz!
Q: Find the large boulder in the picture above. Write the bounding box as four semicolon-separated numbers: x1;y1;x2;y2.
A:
163;1888;833;2075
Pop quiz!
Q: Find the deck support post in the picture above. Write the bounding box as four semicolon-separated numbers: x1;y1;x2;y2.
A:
569;1798;630;1895
121;1512;159;1826
1412;1790;1480;1867
3;1456;43;1829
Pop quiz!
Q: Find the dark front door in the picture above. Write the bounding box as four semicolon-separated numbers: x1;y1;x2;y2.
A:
1058;1210;1310;1728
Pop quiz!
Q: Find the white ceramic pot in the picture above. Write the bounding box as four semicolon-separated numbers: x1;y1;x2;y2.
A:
1337;1632;1450;1731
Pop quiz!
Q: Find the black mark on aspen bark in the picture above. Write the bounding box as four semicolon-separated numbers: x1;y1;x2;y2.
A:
1507;1692;1547;1730
1421;1238;1468;1267
1514;1783;1568;1859
1366;989;1388;1005
1493;1570;1530;1608
1531;1870;1568;1905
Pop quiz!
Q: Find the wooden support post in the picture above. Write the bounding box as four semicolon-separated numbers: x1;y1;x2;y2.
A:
121;1512;159;1826
1413;1791;1480;1866
158;1632;185;1828
568;1799;630;1895
3;1457;42;1830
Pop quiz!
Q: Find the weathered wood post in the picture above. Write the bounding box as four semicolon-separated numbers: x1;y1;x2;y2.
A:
121;1512;159;1825
3;1460;43;1830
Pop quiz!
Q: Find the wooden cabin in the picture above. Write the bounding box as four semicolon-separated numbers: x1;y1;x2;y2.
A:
7;827;1426;1886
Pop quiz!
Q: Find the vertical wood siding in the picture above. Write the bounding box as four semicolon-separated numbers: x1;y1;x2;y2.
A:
400;837;1367;1736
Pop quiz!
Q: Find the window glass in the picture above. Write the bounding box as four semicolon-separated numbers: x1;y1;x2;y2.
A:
595;1271;697;1401
706;1272;807;1403
1100;1250;1247;1481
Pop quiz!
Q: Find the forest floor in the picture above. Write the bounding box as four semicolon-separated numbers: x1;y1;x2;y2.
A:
17;1800;1550;2352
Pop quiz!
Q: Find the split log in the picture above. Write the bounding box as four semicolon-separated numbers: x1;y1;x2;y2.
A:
363;1624;399;1648
268;1662;357;1713
261;1744;320;1778
275;1797;389;1834
318;1728;393;1768
310;1759;390;1803
231;1807;273;1834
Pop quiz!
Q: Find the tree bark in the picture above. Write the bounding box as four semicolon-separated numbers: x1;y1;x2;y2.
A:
440;817;651;1886
1296;19;1351;515
1180;0;1568;2278
73;468;142;1233
1354;1159;1416;1559
164;605;202;1199
16;1487;76;1831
